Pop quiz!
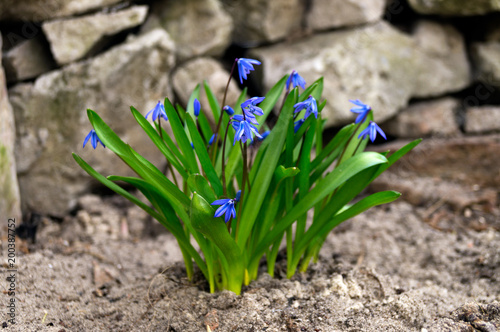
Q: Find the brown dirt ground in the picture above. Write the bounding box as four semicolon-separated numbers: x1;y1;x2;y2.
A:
2;136;499;332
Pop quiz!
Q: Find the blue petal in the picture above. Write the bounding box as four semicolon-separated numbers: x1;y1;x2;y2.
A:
194;98;200;117
214;203;230;218
83;130;93;148
212;199;231;206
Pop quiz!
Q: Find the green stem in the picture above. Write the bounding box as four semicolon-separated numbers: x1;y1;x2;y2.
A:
211;59;237;163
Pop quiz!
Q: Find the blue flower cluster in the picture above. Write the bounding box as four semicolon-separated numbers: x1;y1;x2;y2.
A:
349;99;386;142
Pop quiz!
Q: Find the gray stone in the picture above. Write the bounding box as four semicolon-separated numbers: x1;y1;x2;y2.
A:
0;32;22;227
0;0;124;21
306;0;386;31
465;106;500;134
172;57;242;122
9;29;176;216
383;98;460;138
42;5;148;65
408;0;500;15
2;37;55;83
222;0;302;44
143;0;232;60
251;21;470;126
411;21;470;98
471;42;500;88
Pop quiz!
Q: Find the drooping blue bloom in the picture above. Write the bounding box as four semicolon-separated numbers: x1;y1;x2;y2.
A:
294;119;305;133
258;130;270;141
237;58;261;84
223;105;235;116
286;70;306;90
233;114;259;125
241;96;265;109
358;121;387;142
146;101;168;122
83;129;105;149
294;96;318;119
232;116;262;145
208;133;217;145
211;190;241;223
193;98;201;117
349;99;371;124
242;96;265;119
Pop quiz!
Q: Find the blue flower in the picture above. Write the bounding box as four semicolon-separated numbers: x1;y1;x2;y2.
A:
211;190;241;223
146;101;168;122
294;96;318;119
232;116;262;145
258;130;270;141
286;70;306;90
294;119;305;133
223;105;235;116
233;113;258;125
242;96;265;119
237;58;261;84
208;133;217;146
349;99;371;124
358;121;387;142
193;98;201;117
83;129;105;149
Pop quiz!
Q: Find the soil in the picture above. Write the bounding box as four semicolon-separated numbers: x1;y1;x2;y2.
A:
2;136;499;332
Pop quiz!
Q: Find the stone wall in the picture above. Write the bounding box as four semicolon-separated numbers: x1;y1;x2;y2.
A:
1;0;499;218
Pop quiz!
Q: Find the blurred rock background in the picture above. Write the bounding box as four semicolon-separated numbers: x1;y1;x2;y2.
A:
1;0;499;225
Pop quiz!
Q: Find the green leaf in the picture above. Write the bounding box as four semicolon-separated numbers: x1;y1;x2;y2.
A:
250;152;388;267
237;89;297;248
130;106;187;180
187;174;217;203
204;80;221;123
107;175;208;280
185;114;223;196
337;112;373;166
163;98;199;174
73;153;160;221
257;75;287;127
190;193;244;294
372;139;422;179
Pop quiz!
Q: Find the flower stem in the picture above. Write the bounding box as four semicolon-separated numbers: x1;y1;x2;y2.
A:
336;112;370;167
236;142;248;238
221;121;232;197
211;59;238;163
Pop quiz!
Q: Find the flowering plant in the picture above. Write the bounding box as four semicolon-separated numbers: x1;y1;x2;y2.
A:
73;58;420;294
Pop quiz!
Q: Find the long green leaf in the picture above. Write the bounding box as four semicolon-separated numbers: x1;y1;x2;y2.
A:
249;152;388;267
163;98;199;174
237;89;297;248
185;114;223;196
130;106;187;179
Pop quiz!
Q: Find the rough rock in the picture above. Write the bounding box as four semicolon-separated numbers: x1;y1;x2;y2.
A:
0;0;124;21
2;36;55;83
42;5;149;65
143;0;232;60
0;32;22;226
306;0;386;31
465;106;500;134
411;21;470;98
408;0;500;15
471;42;500;88
383;98;460;138
9;29;176;216
222;0;302;44
251;21;470;126
172;57;242;122
372;135;500;189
